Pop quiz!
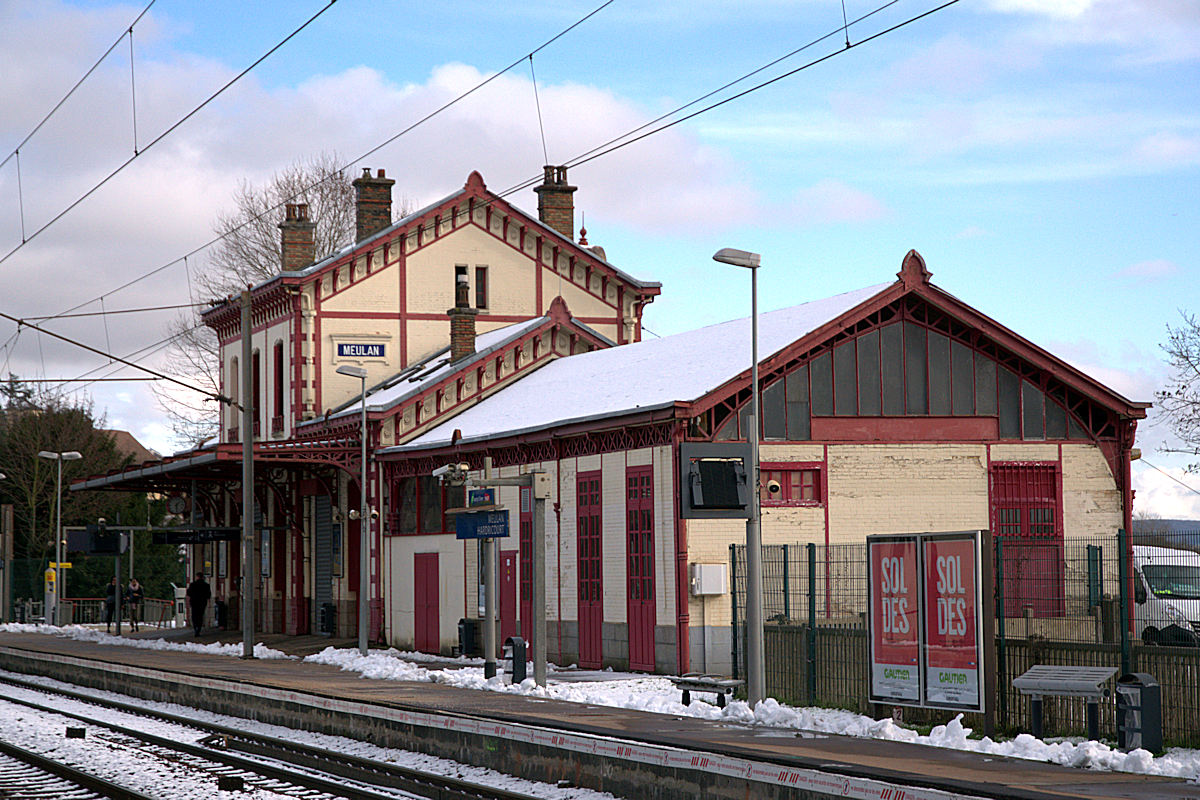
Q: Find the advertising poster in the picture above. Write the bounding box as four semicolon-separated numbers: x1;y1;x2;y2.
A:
868;537;921;704
922;535;982;710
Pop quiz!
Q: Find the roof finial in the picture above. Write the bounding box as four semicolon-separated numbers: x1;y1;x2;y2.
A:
578;212;588;246
897;249;931;289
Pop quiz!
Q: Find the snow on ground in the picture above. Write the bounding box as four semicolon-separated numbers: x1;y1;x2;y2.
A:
4;623;1199;783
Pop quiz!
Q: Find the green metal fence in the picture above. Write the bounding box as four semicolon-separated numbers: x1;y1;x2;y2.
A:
733;530;1200;747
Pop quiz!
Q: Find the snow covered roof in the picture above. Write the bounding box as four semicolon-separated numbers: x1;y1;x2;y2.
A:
382;283;888;453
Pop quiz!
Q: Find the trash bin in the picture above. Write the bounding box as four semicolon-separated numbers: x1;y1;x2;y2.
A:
503;636;527;683
1116;673;1162;753
214;599;228;630
458;618;478;657
319;602;336;635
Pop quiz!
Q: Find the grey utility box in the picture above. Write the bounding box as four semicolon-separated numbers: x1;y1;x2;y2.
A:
1116;673;1162;753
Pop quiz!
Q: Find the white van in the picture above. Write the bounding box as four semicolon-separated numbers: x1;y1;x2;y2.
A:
1133;545;1200;646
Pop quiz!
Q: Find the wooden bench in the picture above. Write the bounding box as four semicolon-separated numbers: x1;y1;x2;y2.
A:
668;674;745;708
1012;664;1117;740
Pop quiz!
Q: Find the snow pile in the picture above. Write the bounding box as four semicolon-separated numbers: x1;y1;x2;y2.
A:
0;623;293;659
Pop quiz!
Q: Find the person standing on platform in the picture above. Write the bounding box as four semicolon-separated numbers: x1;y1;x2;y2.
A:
186;573;211;637
104;577;118;633
125;578;144;632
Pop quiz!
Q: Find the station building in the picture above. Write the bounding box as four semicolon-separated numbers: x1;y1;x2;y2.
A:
76;166;1148;675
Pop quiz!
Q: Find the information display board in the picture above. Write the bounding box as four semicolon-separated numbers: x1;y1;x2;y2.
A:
867;530;985;712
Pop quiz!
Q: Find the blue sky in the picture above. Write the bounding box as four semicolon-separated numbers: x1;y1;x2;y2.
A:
1;0;1197;514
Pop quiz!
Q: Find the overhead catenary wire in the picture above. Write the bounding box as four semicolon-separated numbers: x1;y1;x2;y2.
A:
0;310;227;405
4;0;956;396
0;0;342;268
1140;459;1200;498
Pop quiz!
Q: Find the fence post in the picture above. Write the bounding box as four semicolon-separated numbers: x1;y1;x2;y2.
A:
1117;528;1131;676
995;537;1007;726
807;542;816;706
783;544;790;621
730;543;740;682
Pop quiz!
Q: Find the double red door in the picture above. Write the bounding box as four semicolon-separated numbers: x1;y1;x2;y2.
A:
626;467;655;672
990;464;1064;617
577;472;603;668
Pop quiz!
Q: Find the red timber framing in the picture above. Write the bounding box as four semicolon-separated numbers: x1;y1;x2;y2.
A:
576;470;603;668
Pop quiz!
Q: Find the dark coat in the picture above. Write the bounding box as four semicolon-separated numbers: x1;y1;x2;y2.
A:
104;582;117;608
126;582;144;605
186;577;211;608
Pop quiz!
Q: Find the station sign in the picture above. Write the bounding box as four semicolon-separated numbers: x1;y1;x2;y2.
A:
455;510;510;540
867;530;984;712
337;343;385;359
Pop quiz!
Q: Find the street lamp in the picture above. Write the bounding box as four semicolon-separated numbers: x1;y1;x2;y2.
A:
336;363;371;657
712;247;765;706
37;450;83;626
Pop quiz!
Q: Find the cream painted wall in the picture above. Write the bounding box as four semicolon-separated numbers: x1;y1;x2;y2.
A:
409;227;536;318
383;533;466;652
1061;444;1123;536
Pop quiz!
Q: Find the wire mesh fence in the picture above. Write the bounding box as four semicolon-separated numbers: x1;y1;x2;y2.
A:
733;530;1200;747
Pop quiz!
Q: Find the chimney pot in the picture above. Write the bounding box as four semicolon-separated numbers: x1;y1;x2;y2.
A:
352;167;396;242
279;202;316;271
534;164;577;240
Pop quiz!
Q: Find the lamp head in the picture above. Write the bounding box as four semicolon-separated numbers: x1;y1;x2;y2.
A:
336;364;368;379
712;248;761;269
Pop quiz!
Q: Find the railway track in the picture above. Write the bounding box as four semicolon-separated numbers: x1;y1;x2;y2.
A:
0;738;156;799
0;674;581;800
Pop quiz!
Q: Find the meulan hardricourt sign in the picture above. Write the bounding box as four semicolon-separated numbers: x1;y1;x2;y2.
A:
867;530;989;713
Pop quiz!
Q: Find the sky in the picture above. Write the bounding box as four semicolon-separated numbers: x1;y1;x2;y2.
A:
0;0;1197;516
4;624;1200;784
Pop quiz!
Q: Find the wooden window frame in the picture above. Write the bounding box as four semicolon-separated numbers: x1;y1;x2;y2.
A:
759;461;824;507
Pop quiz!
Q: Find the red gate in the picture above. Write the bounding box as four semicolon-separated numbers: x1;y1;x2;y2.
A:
626;466;655;672
577;471;603;668
414;552;439;653
519;487;532;644
500;549;517;646
990;463;1064;617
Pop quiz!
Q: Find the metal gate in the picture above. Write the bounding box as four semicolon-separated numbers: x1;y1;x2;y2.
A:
314;494;334;633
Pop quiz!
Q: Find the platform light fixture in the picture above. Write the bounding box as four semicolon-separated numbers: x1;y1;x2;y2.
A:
337;364;371;656
711;247;765;706
37;450;83;626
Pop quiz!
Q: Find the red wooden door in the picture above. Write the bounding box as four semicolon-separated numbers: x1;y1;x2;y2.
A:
990;464;1064;617
500;550;518;645
577;471;603;668
414;553;439;653
519;487;532;643
626;466;655;672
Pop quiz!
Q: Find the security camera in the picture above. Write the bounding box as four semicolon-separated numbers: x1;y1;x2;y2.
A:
348;509;360;520
766;479;782;495
370;509;379;520
97;517;107;525
432;464;453;478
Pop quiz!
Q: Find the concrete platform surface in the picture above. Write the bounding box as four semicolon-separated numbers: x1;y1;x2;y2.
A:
0;630;1195;800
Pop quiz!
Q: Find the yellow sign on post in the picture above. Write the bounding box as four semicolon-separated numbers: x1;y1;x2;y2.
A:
45;569;55;583
50;562;72;569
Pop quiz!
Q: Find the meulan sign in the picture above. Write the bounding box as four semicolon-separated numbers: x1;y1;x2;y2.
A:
867;530;986;712
337;343;385;358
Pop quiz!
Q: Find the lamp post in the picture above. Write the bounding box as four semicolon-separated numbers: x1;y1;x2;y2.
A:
712;247;765;706
336;363;371;657
37;450;83;626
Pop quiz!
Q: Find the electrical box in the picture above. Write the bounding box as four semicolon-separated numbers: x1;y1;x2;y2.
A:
690;563;728;596
532;471;553;499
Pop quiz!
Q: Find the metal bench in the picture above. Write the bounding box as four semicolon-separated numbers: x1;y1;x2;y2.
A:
1012;664;1117;741
668;674;745;708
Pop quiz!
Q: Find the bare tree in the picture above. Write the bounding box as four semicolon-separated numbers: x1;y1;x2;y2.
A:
1157;311;1200;473
153;153;371;448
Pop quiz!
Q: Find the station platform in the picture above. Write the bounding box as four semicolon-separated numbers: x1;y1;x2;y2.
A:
0;629;1194;800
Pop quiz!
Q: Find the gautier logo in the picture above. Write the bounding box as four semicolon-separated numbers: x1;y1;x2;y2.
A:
337;343;385;358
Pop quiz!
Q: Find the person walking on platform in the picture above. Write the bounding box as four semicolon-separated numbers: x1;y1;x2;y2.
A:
104;577;118;633
186;573;211;637
125;578;144;632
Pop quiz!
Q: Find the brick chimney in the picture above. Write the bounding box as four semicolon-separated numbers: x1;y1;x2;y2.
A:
352;167;395;242
447;273;479;362
278;203;316;271
534;165;576;240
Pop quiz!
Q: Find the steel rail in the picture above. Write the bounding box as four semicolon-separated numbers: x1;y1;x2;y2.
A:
0;675;562;800
0;737;156;800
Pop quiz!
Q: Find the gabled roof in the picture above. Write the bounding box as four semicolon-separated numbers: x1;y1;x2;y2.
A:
202;171;660;327
382;250;1149;456
381;283;887;453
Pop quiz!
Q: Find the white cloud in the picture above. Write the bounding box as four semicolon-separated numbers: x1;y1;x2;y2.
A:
789;179;889;225
1133;132;1200;167
986;0;1094;20
1114;259;1179;280
1133;463;1200;520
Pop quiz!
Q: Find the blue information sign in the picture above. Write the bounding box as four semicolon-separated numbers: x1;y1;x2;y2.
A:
456;510;510;540
337;343;385;358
